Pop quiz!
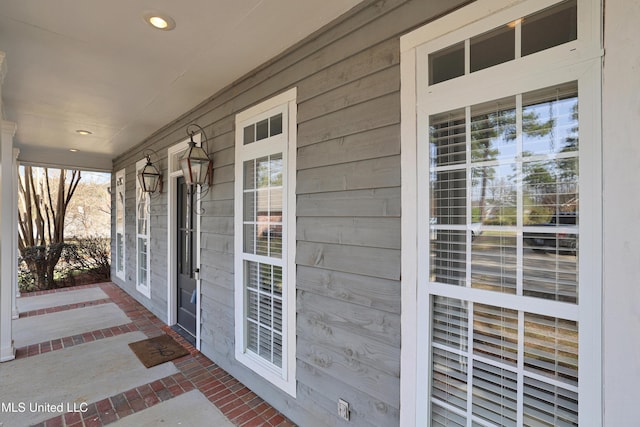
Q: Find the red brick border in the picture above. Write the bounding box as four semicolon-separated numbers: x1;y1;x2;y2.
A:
19;298;111;318
27;282;296;427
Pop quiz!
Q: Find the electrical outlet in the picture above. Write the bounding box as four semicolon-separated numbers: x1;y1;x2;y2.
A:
338;398;350;421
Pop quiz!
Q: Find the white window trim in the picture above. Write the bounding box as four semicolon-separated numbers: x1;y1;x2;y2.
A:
135;159;151;299
400;1;603;425
167;138;202;351
115;168;126;281
234;88;297;397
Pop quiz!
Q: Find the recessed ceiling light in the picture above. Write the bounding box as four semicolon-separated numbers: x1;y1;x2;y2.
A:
143;11;176;31
69;149;79;153
76;129;92;135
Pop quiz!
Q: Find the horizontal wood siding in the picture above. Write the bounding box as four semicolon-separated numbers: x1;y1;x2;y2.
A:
112;0;468;425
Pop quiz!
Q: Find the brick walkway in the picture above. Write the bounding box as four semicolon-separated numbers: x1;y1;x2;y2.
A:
17;282;296;427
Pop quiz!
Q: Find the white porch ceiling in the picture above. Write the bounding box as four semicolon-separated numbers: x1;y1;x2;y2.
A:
0;0;364;171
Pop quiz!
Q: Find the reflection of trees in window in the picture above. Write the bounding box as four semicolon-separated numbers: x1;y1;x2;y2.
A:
470;105;553;223
558;102;578;181
471;110;508;222
522;98;579;222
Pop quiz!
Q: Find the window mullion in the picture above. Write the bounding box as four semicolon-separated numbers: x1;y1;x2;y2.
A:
465;105;472;290
517;310;525;426
466;300;474;426
464;38;470;76
516;93;524;297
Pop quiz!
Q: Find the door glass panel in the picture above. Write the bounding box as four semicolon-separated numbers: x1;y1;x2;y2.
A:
470;25;515;73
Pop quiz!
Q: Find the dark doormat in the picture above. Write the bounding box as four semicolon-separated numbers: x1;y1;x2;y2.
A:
128;334;190;368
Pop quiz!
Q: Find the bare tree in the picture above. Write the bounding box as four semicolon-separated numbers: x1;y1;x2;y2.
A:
18;166;81;289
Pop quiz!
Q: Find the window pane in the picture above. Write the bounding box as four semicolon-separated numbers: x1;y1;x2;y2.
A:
523;159;578;224
429;42;465;85
523;246;578;303
523;82;578;157
471;97;517;162
522;0;577;57
270;114;283;136
471;166;517;226
523;377;578;427
524;314;578;386
242;261;284;367
256;157;270;188
256;119;269;141
472;362;518;426
244;224;255;254
473;304;518;365
431;230;466;286
432;347;468;411
432;403;466;427
470;25;515;73
244;160;255;190
273;331;283;368
432;296;468;350
269;224;282;257
243;192;255;222
273;266;283;297
245;261;258;289
117;233;124;271
430;109;466;167
244;124;255;145
270;153;283;186
432;170;466;226
247;321;258;353
472;231;517;294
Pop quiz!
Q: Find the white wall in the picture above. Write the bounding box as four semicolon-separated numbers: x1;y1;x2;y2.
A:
602;1;640;424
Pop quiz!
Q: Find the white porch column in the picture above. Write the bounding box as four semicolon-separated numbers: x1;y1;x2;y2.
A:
0;50;17;361
0;121;17;362
12;148;20;320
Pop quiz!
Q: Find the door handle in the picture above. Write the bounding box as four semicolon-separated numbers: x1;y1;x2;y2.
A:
194;268;200;281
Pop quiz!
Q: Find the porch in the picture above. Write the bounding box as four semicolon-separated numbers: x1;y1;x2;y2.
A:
0;282;295;427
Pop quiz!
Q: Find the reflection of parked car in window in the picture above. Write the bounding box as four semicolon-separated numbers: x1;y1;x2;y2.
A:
470;222;483;240
524;212;577;254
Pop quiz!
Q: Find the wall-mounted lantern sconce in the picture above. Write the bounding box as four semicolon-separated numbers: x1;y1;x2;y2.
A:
180;124;213;188
138;151;163;193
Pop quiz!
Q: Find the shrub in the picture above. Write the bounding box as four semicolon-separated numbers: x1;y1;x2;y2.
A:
18;237;111;292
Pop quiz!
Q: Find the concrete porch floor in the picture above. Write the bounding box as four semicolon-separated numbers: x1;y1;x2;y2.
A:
0;282;296;427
